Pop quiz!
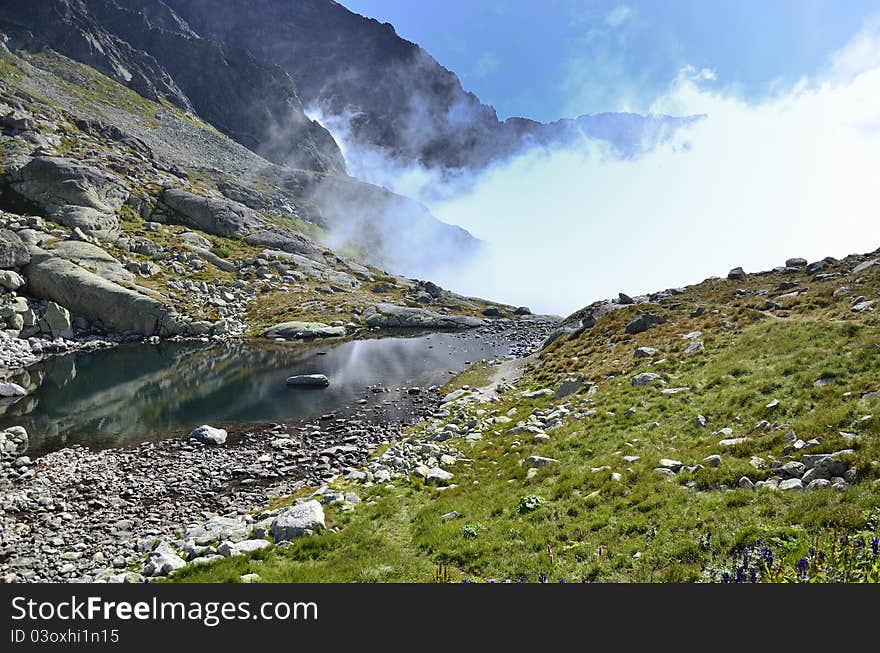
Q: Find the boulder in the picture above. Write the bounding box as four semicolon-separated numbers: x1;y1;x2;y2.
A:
23;248;185;336
185;515;251;545
218;539;271;557
42;301;73;338
9;157;126;239
625;312;665;334
264;321;346;340
160;188;263;238
0;229;30;268
632;372;665;386
189;425;228;445
364;303;484;329
634;346;659;358
49;240;135;285
778;478;804;492
286;374;330;388
728;267;747;280
0;270;25;290
142;541;186;577
425;467;455;485
785;257;807;267
270;500;325;540
0;382;27;397
526;456;557;468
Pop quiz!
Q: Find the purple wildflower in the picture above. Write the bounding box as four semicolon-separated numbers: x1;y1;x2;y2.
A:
871;537;879;557
796;557;809;578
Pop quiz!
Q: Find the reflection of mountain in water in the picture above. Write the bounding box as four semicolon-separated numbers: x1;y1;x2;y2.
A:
0;333;509;455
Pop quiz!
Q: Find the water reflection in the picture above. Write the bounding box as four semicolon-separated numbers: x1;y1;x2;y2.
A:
0;332;509;455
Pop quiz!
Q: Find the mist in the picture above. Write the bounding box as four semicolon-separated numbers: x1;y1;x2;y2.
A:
310;22;880;317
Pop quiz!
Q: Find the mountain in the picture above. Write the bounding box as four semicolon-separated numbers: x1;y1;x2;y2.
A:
161;0;699;170
0;0;480;275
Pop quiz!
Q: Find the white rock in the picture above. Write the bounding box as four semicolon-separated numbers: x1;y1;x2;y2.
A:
270;500;325;541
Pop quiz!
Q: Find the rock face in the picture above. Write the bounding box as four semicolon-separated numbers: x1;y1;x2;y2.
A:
49;240;135;285
0;0;344;173
364;303;485;329
270;500;325;540
23;248;185;336
8;157;126;239
166;0;698;170
264;321;346;340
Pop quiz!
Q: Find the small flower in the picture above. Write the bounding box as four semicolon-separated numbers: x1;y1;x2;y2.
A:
871;537;879;557
538;572;548;583
796;557;809;578
721;571;731;583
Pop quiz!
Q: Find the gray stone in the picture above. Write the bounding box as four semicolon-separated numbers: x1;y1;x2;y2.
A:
785;258;807;267
0;229;30;269
270;501;325;540
738;476;755;490
24;249;185;336
806;479;831;491
778;478;804;492
425;468;455;485
728;267;747;280
703;454;722;467
161;188;263;238
42;301;73;338
632;372;665;386
185;515;250;545
634;346;659;358
625;312;665;334
0;382;27;397
218;539;271;557
286;374;330;388
10;157;126;239
264;321;346;340
658;458;684;472
0;270;25;290
526;456;558;468
49;241;134;285
189;425;227;445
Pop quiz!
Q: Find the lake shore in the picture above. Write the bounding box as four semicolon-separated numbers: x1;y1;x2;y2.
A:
0;318;558;582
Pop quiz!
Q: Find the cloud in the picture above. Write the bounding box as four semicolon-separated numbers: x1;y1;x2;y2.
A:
425;26;880;315
606;5;634;28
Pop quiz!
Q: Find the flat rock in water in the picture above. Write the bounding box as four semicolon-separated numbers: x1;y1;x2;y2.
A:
286;374;330;388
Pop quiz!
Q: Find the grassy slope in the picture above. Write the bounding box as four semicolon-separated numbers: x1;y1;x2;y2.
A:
176;255;880;583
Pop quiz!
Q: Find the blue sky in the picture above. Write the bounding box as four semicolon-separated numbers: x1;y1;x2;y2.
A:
343;0;879;122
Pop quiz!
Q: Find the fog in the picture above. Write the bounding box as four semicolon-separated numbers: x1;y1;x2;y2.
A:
312;23;880;317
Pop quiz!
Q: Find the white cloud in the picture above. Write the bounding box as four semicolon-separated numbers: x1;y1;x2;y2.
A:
606;5;634;28
426;28;880;315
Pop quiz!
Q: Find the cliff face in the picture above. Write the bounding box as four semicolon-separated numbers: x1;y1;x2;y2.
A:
0;0;346;174
164;0;698;170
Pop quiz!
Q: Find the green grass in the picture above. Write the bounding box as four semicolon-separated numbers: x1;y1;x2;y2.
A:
173;256;880;583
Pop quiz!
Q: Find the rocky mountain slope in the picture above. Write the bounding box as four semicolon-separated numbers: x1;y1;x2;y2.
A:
161;0;698;170
0;0;480;275
0;38;518;380
172;250;880;583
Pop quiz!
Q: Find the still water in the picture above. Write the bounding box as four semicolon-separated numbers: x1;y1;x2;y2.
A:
0;332;511;456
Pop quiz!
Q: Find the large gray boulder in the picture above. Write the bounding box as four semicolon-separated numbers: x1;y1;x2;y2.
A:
160;188;263;237
0;229;30;268
9;157;126;239
23;248;186;335
364;303;485;329
49;240;135;285
189;424;227;445
264;321;345;340
270;500;325;540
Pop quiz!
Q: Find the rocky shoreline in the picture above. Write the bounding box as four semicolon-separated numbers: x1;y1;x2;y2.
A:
0;318;557;583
